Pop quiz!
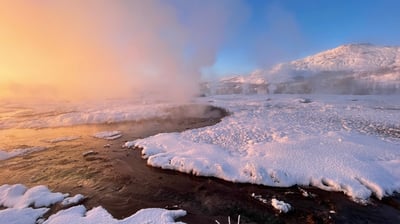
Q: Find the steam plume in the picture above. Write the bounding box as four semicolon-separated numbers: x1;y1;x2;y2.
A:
0;0;243;102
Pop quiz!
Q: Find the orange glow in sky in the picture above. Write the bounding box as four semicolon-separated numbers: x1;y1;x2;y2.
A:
0;1;241;103
0;1;130;101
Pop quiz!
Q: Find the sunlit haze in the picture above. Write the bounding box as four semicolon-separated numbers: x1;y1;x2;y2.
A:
1;0;399;101
0;0;242;102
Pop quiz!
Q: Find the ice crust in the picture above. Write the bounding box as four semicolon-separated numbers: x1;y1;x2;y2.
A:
129;94;400;201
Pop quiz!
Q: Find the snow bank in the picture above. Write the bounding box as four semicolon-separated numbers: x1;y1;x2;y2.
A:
0;207;49;224
0;184;66;209
0;184;66;224
0;184;187;224
0;147;46;161
129;94;400;202
44;206;186;224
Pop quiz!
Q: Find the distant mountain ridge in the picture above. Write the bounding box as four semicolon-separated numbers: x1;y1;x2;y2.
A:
284;43;400;72
203;43;400;95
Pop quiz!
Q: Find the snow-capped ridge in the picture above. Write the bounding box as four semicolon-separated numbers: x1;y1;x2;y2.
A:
204;43;400;95
286;43;400;72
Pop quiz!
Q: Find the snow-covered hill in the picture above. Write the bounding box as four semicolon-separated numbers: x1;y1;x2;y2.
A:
205;44;400;95
285;43;400;72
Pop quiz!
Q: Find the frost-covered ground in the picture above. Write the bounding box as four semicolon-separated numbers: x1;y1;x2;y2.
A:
0;184;186;224
1;94;400;222
126;94;400;202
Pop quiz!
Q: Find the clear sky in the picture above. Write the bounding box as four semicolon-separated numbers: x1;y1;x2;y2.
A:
210;0;400;77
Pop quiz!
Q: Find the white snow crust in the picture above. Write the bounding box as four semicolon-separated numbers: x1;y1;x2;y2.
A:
0;184;65;224
128;94;400;201
286;44;400;73
0;184;67;209
0;207;49;224
61;194;85;206
205;44;400;95
271;198;292;213
0;184;187;224
44;206;186;224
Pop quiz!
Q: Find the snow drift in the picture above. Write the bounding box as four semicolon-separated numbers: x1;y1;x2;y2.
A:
128;94;400;202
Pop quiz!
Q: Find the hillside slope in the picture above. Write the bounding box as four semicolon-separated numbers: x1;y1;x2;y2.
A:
205;44;400;95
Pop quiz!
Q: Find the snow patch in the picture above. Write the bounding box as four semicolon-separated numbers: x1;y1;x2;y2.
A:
0;207;49;224
61;194;85;207
271;198;292;213
0;184;66;209
0;184;187;224
44;206;186;224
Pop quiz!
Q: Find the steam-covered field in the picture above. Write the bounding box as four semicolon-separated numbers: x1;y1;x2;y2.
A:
1;94;400;223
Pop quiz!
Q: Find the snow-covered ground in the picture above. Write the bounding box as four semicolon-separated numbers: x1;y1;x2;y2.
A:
126;94;400;202
0;184;186;224
1;93;400;222
204;44;400;95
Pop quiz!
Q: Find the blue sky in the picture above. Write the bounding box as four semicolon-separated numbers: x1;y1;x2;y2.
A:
210;0;400;76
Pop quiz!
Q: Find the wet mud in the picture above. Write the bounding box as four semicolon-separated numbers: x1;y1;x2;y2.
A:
0;105;399;223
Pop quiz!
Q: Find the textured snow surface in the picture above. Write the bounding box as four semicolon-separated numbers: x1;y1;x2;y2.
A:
286;44;400;72
0;184;66;209
61;194;85;206
43;206;186;224
271;199;292;213
0;184;187;224
130;94;400;201
0;184;64;224
206;44;400;95
0;207;49;224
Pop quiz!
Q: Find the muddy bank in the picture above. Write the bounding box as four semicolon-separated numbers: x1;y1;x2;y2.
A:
0;105;399;223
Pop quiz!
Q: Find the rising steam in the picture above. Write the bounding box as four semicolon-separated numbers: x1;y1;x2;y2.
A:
0;0;243;102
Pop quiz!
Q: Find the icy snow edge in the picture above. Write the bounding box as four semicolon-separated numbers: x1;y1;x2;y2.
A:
0;184;186;224
127;94;400;202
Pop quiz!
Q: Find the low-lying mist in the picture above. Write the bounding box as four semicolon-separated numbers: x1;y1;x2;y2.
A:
0;1;244;103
